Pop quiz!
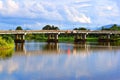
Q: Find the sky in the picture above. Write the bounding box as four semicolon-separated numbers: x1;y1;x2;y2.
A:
0;0;120;30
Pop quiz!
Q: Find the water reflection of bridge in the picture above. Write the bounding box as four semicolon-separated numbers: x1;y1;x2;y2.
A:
14;42;120;56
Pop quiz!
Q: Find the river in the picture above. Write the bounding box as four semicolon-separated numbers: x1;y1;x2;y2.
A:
0;41;120;80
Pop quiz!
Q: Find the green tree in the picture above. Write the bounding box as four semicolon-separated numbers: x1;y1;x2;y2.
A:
73;28;78;30
42;25;59;30
73;27;87;30
42;25;51;30
110;24;118;30
16;26;23;30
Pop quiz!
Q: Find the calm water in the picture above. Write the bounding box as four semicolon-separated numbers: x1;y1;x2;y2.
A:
0;42;120;80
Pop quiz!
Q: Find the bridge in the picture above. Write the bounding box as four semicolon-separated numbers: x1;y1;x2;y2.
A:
1;30;120;34
0;30;120;43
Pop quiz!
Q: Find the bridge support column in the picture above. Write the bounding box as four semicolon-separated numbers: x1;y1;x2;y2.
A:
14;34;25;43
82;34;86;40
55;34;58;40
98;34;111;42
14;34;25;52
74;33;86;43
47;33;59;43
107;34;111;40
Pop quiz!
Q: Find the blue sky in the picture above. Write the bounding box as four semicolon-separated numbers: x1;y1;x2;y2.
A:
0;0;120;30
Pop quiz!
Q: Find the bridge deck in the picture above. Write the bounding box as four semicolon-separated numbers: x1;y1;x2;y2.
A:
0;30;120;34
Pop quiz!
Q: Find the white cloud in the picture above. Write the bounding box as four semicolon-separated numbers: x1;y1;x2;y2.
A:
7;0;19;12
77;4;92;8
0;0;120;29
7;61;19;74
75;0;91;3
106;6;113;10
0;0;3;9
29;2;63;20
0;0;63;21
0;0;19;15
95;0;120;17
0;64;3;72
64;6;91;23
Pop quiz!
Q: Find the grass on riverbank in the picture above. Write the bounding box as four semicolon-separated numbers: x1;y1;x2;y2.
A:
0;37;14;49
26;35;99;42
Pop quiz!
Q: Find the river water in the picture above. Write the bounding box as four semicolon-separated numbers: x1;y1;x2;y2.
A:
0;42;120;80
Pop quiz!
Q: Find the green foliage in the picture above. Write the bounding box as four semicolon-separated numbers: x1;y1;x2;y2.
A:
25;34;47;41
73;27;87;30
42;25;60;30
86;37;98;42
16;26;23;30
0;36;14;48
2;35;14;43
0;37;8;46
0;35;14;59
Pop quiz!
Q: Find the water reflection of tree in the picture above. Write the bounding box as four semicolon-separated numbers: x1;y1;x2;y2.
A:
0;48;14;59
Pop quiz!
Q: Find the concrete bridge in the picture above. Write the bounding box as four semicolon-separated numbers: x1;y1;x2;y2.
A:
0;30;120;43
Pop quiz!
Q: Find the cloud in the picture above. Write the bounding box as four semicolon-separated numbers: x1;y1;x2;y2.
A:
29;2;63;20
92;0;120;25
0;0;3;9
76;4;92;8
64;6;91;23
75;0;91;3
0;0;63;20
0;0;19;16
0;0;120;30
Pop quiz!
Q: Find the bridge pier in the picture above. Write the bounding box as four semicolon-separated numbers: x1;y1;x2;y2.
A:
98;34;111;42
107;34;111;39
14;34;25;43
14;34;25;52
47;33;59;43
74;33;87;43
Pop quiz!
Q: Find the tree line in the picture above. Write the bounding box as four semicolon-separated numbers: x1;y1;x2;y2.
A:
15;25;88;30
16;24;120;31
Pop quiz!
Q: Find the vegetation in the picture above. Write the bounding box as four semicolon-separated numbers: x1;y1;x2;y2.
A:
26;34;47;42
73;27;88;30
101;24;120;30
42;25;59;30
0;35;14;49
16;26;23;30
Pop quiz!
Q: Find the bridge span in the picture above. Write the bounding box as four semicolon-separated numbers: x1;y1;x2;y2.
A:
0;30;120;43
0;30;120;34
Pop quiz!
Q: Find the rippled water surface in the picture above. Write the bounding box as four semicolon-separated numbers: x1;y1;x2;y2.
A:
0;42;120;80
